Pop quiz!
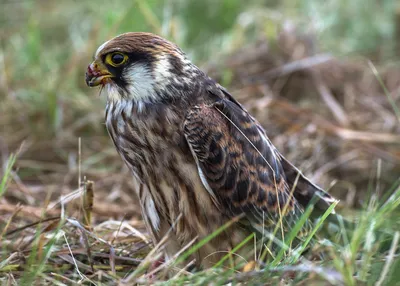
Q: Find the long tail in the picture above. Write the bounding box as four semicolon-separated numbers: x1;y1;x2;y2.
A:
280;155;337;215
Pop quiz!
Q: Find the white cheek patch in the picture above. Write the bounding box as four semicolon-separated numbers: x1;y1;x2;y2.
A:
103;63;157;103
123;63;157;101
102;55;187;103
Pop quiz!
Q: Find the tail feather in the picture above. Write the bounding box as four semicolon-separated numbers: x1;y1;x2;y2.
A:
280;155;361;237
280;155;337;215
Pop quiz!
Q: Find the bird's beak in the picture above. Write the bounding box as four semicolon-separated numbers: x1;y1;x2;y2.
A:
85;60;114;87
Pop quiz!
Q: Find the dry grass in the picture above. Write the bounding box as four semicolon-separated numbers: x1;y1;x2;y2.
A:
1;1;400;284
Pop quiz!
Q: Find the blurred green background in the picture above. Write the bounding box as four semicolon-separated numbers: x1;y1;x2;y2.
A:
1;0;399;203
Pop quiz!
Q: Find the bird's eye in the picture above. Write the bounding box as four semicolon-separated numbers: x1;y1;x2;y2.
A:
105;52;128;67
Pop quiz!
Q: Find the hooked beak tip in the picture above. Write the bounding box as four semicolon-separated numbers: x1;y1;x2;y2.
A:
85;62;113;87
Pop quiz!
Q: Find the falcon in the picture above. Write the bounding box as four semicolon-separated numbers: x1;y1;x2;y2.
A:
85;32;336;268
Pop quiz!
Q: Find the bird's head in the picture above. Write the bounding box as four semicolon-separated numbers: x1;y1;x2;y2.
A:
86;32;202;103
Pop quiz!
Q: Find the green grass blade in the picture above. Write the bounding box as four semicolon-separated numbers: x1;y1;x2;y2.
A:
174;215;243;266
272;195;324;266
368;61;400;122
20;218;65;285
0;154;16;197
293;200;339;262
213;233;254;269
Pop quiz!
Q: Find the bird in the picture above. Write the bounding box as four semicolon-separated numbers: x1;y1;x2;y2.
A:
85;32;337;269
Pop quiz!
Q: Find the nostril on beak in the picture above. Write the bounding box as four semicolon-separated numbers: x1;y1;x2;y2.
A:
87;64;94;74
85;62;112;87
87;63;101;77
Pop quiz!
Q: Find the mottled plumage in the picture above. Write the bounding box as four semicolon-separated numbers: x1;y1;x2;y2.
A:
86;32;336;268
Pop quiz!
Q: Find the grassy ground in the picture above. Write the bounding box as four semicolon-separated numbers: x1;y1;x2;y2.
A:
1;0;400;285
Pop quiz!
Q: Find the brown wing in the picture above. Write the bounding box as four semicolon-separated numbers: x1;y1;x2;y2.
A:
184;93;335;235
